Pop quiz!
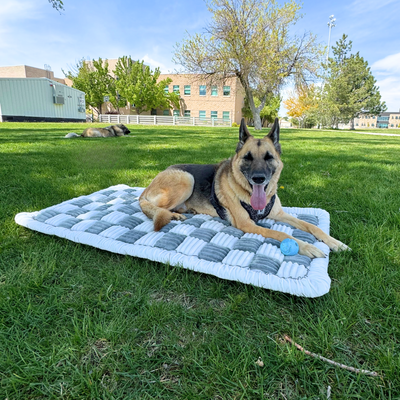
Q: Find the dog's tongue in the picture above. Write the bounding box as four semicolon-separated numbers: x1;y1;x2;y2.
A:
250;184;267;210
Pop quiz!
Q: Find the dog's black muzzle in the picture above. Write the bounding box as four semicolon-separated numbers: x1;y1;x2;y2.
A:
251;174;267;185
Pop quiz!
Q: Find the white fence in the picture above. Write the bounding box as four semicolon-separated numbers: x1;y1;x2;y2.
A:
98;114;232;127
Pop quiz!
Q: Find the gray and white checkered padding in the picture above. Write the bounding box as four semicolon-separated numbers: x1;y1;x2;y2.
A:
15;184;332;297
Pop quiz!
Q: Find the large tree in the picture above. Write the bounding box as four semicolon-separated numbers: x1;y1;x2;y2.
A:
322;34;386;129
283;84;318;128
64;58;113;116
114;57;180;115
107;77;127;114
174;0;321;130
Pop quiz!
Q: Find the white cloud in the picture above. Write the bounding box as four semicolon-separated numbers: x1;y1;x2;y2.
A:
0;0;45;55
374;77;400;112
142;54;175;74
348;0;398;14
371;53;400;75
0;0;40;22
371;53;400;111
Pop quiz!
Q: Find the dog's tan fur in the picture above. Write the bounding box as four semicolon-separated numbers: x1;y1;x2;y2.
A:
139;119;349;258
82;124;130;137
65;124;130;138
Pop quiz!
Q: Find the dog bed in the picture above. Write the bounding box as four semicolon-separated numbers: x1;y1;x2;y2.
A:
15;184;332;297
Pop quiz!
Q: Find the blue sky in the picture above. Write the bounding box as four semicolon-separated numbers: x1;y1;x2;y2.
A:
1;0;399;112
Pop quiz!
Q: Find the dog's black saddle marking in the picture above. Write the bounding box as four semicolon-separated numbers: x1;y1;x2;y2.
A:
210;180;276;222
210;180;228;220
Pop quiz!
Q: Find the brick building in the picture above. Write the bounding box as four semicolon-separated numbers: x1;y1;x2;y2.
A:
354;111;400;129
0;65;70;85
157;74;245;124
0;63;245;124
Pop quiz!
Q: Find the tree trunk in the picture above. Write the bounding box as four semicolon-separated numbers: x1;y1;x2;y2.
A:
247;93;262;130
350;118;355;130
253;110;262;130
239;78;263;130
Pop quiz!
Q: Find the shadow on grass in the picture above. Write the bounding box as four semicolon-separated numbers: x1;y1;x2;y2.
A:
2;142;399;219
2;125;400;220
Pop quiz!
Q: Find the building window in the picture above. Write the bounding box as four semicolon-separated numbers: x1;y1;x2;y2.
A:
184;85;191;95
223;86;231;96
211;111;218;119
211;86;218;96
184;110;191;117
164;85;169;93
396;116;399;119
223;111;230;120
199;110;206;119
199;85;206;96
151;109;157;115
173;110;180;117
371;123;374;127
391;124;394;127
163;110;170;116
173;85;180;94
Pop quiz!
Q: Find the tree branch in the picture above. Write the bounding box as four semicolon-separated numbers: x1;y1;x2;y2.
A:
284;335;380;377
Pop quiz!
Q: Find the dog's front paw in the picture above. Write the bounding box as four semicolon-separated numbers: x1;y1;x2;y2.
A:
170;213;187;222
325;237;351;252
298;242;326;259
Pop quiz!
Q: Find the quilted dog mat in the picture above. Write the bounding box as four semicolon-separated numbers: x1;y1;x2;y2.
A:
15;184;332;297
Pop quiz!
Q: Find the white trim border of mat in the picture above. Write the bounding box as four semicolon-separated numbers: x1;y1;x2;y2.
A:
15;184;332;298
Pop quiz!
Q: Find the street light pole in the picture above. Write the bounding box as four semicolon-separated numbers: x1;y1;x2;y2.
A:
327;15;336;62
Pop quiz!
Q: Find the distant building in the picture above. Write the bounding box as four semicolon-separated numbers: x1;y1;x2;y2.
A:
0;64;70;85
0;62;288;127
0;78;85;122
0;65;85;122
279;119;292;128
157;74;245;124
82;59;246;124
354;112;400;129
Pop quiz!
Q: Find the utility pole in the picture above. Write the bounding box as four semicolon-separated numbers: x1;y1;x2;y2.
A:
327;15;336;62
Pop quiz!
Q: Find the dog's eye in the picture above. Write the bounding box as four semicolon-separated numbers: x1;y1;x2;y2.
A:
264;152;273;161
243;152;253;161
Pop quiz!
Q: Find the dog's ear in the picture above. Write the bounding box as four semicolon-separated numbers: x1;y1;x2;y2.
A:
265;118;281;154
236;118;252;152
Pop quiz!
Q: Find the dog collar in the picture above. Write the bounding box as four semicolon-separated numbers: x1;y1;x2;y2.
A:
210;180;276;222
240;195;276;222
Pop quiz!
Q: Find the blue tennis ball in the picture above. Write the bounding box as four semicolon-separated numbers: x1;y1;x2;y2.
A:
280;238;299;256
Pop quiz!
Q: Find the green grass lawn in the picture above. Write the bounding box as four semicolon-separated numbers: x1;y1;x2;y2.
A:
1;122;399;399
353;129;400;134
316;127;400;134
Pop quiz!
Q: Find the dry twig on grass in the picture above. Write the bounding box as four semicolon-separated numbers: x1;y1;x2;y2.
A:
284;335;379;377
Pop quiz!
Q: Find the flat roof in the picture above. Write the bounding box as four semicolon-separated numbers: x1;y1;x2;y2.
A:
0;77;85;94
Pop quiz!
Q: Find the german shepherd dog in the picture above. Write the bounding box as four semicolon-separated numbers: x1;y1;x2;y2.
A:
65;124;130;138
139;118;349;258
